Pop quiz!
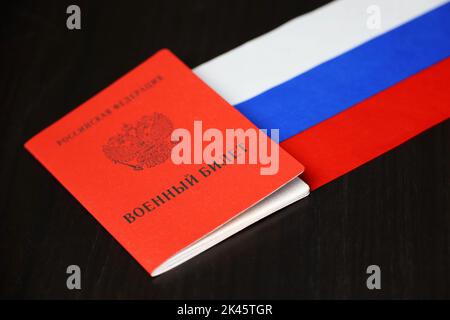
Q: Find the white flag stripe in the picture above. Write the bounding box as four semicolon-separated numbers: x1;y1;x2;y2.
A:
194;0;448;105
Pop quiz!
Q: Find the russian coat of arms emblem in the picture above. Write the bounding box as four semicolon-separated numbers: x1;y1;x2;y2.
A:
102;113;175;170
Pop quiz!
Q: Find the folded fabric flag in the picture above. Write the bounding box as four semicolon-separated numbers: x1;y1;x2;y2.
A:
195;0;450;189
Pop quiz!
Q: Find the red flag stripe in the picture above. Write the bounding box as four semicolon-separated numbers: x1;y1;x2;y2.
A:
281;58;450;190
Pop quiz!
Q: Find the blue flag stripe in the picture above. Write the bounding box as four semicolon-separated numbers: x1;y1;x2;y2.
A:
234;3;450;142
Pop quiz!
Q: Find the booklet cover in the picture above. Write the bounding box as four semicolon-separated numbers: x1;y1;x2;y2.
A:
24;49;306;276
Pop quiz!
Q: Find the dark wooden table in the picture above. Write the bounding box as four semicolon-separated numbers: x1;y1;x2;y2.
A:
1;0;449;299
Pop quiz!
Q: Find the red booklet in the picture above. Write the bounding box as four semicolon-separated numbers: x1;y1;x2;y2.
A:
25;49;307;276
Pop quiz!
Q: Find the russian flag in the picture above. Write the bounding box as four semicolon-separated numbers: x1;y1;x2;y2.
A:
194;0;450;190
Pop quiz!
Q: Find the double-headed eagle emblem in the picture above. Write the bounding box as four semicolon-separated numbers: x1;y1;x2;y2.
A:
102;113;175;170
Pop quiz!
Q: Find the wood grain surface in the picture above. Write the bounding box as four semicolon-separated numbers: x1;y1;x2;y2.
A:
0;0;449;299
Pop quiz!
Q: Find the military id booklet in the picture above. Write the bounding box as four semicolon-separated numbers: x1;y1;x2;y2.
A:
25;49;309;276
